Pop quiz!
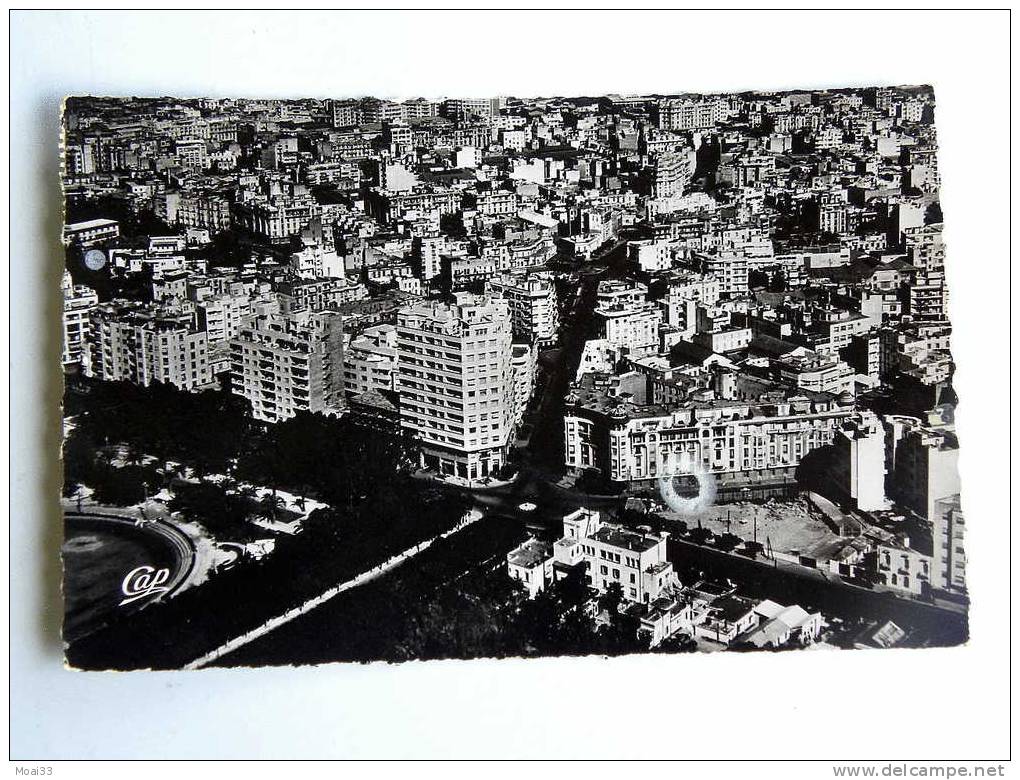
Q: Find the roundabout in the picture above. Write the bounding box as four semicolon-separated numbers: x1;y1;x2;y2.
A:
62;511;196;642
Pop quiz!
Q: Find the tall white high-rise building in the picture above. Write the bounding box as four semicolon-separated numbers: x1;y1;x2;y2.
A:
342;324;398;398
89;300;211;391
230;310;345;423
195;293;252;345
62;270;98;373
395;292;514;479
832;411;887;511
485;270;559;346
890;422;960;521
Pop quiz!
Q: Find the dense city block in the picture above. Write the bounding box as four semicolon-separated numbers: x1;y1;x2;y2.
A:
60;86;965;668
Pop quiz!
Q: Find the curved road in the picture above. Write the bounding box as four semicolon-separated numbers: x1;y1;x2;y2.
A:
64;510;197;602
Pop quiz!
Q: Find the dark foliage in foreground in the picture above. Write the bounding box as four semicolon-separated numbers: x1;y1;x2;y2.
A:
63;378;420;508
66;482;474;670
219;516;651;668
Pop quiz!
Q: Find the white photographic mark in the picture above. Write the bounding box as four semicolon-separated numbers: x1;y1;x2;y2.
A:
83;248;106;270
657;451;716;517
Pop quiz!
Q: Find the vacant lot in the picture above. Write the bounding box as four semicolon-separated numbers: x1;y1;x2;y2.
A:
663;495;845;557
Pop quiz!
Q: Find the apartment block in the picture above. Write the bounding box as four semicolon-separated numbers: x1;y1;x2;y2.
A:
62;271;98;373
89;300;211;391
485;270;559;346
396;293;515;480
230;310;345;423
343;324;398;397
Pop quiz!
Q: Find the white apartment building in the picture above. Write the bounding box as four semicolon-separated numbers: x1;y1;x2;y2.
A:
596;279;648;307
89;301;212;391
395;293;515;480
498;128;527;152
175;137;209;170
289;244;345;279
507;508;680;605
658;274;722;332
329;99;362;128
196;293;252;345
932;495;966;593
905;273;948;321
628;238;675;273
693;250;749;296
873;534;930;595
506;508;687;643
63;218;120;246
343;324;398;397
648;151;694;199
472;189;518;218
485;271;559;346
562;509;679;605
594;301;663;356
693;326;753;354
62;271;98;372
506;538;554;598
890;422;960;521
510;343;535;433
232;193;322;241
230;310;345;423
832;411;887;511
275;277;367;314
903;223;945;273
772;351;856;396
414;234;468;283
652;98;722;131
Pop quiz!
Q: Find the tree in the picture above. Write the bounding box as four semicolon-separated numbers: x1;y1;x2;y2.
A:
62;425;99;497
123;441;145;467
599;582;624;616
168;479;257;540
258;492;286;523
91;463;160;507
748;269;770;290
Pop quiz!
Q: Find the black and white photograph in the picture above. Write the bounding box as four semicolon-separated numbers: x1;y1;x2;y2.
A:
59;84;967;671
9;7;1013;767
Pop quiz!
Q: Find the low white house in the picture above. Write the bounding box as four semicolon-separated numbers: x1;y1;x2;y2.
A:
694;595;760;645
506;538;554;598
741;600;823;648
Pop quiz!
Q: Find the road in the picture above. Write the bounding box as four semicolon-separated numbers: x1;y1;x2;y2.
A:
665;535;968;646
184;509;484;669
506;241;968;642
65;510;197;599
63;510;197;643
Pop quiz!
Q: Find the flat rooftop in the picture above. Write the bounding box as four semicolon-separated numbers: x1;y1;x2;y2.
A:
65;218;119;231
591;525;660;554
507;538;553;569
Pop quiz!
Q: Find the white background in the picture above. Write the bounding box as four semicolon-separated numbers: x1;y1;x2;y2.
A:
6;8;1015;762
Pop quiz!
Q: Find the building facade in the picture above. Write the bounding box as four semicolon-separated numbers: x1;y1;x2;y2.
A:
89;301;212;391
485;271;559;346
230;310;345;423
395;293;515;480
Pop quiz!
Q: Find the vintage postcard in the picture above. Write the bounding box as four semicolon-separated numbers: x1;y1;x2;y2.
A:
59;86;966;670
